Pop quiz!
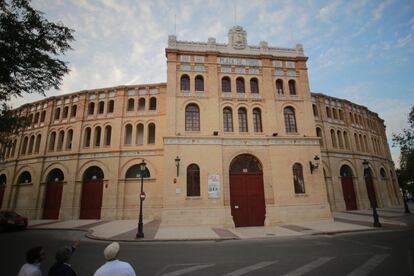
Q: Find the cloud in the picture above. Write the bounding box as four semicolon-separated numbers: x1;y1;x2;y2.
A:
318;0;342;21
372;0;393;21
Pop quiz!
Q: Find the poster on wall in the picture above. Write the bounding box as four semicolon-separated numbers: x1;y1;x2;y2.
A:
208;174;220;198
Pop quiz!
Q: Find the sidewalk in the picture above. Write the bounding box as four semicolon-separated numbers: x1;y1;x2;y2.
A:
28;206;414;242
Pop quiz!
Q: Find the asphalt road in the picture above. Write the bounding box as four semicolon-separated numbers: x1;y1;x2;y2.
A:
2;228;414;276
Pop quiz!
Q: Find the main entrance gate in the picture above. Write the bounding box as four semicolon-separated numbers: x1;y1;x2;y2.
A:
80;166;104;219
43;169;64;219
229;154;265;227
340;165;357;210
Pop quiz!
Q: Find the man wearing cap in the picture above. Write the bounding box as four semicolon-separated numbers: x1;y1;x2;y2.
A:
48;240;80;276
94;242;136;276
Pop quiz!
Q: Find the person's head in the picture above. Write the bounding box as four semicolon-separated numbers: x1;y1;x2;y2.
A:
55;246;73;263
103;242;120;261
26;246;45;264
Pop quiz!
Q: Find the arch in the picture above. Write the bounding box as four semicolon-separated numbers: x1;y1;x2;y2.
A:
148;123;156;144
82;166;104;181
229;154;265;227
125;164;151;178
54;107;61;120
46;168;64;182
63;106;69;118
65;129;73;150
293;163;305;193
71;105;77;117
236;77;245;93
187;164;200;197
34;134;41;153
127;98;135;111
284;106;297;133
48;132;56;151
21;136;28;155
275;79;283;94
138;98;145;111
312;104;318;116
88;102;95;115
185;104;200;131
28;135;35;154
149;97;157;110
316;127;324;146
104;126;111;146
330;129;337;148
17;171;32;184
223;107;233;132
221;76;231;92
83;127;91;147
250;78;259;93
195;75;204;92
344;131;350;149
43;168;65;219
180;74;190;91
136;123;144;145
252;108;262;132
107;100;114;113
94;126;102;146
337;130;343;148
80;166;104;219
124;124;132;145
238;107;248;132
98;101;105;114
340;165;357;210
288;79;296;95
380;168;386;178
40;110;46;122
57;130;65;151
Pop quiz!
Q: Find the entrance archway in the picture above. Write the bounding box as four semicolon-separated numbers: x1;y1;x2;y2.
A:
80;166;104;219
0;174;6;209
43;169;64;219
340;165;357;210
364;167;378;208
229;154;265;227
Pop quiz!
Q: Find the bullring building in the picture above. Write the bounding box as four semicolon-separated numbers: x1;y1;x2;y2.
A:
0;26;401;227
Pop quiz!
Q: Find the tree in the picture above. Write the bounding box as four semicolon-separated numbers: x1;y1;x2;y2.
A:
0;0;74;159
393;105;414;207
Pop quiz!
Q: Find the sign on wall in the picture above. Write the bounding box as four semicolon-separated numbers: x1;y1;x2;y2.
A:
208;174;220;198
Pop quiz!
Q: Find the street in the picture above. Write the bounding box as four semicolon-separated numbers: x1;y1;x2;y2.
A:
2;228;414;276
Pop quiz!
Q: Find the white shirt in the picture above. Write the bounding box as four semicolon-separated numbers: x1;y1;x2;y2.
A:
94;259;136;276
17;263;42;276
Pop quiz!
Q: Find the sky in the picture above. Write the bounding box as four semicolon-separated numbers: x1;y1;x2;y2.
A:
9;0;414;165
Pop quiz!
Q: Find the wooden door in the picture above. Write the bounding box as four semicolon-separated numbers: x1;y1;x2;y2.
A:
0;185;5;209
80;180;103;219
230;173;265;227
341;176;357;210
42;181;63;219
365;177;378;208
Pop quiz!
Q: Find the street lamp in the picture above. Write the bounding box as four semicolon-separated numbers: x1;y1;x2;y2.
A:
363;160;381;227
136;159;147;238
309;155;320;174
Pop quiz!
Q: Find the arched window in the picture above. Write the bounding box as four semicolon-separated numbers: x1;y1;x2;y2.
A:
354;133;360;151
40;110;46;122
344;131;350;149
380;168;386;179
28;135;35;154
57;130;64;151
253;108;262;132
312;104;318;117
18;171;31;184
54;108;61;120
185;104;200;131
47;168;64;182
330;129;337;148
63;106;69;118
288;80;296;95
98;101;105;114
359;134;365;151
350;112;354;123
364;135;369;152
340;165;353;177
187;164;200;197
34;112;40;123
66;130;73;150
195;75;204;91
337;130;343;148
127;98;135;111
284;107;297;133
48;132;56;151
27;114;33;125
250;78;259;93
148;123;156;144
149;97;157;110
11;139;16;157
84;127;91;147
333;108;338;120
94;126;101;146
108;100;114;113
104;126;111;146
180;74;190;91
316;127;323;146
223;107;233;132
136;123;144;145
83;166;104;181
221;77;231;92
238;107;248;132
236;77;245;93
71;105;77;117
125;164;151;178
276;79;283;94
0;174;6;186
35;134;41;153
293;163;305;194
124;124;132;145
138;98;145;111
339;109;344;121
88;102;95;115
326;107;331;118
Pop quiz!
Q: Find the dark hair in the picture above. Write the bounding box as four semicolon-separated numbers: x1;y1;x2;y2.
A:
26;246;43;264
55;246;72;263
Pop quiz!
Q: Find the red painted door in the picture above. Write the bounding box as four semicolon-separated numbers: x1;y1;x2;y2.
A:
0;185;5;209
341;176;357;210
365;177;378;208
80;180;103;219
230;173;265;227
42;181;63;219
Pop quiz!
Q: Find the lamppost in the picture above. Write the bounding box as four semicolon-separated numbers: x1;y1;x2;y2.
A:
402;187;411;214
363;160;381;227
136;159;147;238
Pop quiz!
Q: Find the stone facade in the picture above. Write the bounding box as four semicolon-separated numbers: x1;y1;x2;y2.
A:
0;26;400;227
